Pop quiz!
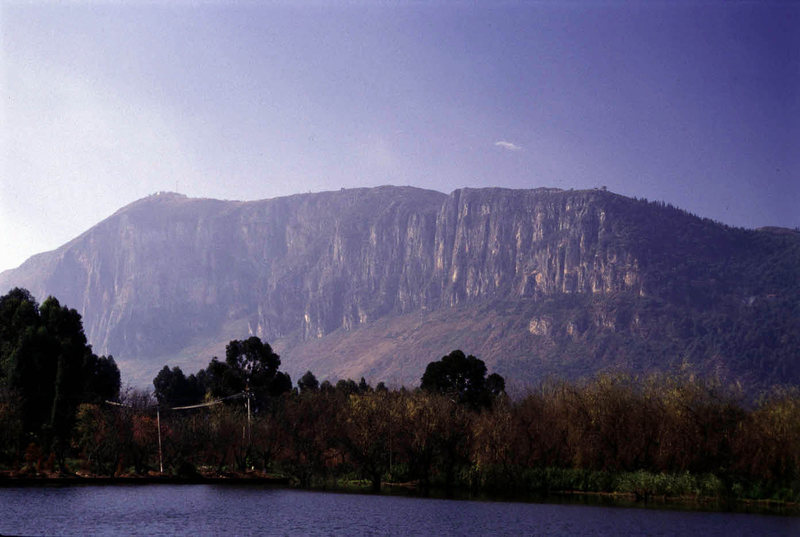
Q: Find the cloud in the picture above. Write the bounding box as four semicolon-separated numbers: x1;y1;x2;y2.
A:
494;140;522;151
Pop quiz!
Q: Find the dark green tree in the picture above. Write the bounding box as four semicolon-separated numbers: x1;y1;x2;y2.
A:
270;371;292;397
153;366;204;408
358;377;371;394
486;373;506;397
225;337;280;385
420;350;504;410
298;370;319;393
320;380;334;393
335;378;359;396
200;337;290;406
82;353;121;404
0;289;120;463
0;288;39;382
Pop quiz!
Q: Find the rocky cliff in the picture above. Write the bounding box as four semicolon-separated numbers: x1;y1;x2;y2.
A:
1;186;798;389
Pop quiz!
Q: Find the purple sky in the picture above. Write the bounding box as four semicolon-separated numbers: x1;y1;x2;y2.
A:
2;1;798;272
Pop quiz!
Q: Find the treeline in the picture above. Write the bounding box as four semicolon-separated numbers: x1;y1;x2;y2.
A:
72;369;799;503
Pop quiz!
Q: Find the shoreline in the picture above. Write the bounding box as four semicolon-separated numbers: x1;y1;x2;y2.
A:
0;472;290;487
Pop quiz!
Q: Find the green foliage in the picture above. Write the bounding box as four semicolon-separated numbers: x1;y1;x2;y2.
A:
225;337;281;388
208;337;289;402
0;388;22;464
297;370;319;393
335;378;359;396
153;336;293;411
421;350;505;410
153;366;204;408
0;288;120;462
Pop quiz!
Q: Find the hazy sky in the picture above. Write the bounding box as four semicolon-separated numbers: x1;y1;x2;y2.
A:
2;1;798;273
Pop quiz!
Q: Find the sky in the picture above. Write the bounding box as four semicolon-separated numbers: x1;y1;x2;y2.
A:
1;1;798;273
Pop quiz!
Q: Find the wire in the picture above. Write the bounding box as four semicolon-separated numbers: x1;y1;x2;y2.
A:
170;399;224;410
105;391;248;411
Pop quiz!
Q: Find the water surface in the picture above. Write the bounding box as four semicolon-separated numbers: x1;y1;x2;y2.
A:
1;485;797;536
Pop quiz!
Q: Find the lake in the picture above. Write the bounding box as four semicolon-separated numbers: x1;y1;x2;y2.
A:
1;485;797;536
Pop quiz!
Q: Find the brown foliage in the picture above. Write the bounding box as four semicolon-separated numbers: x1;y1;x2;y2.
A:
43;375;798;499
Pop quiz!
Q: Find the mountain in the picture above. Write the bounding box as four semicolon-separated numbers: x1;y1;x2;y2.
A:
1;186;798;391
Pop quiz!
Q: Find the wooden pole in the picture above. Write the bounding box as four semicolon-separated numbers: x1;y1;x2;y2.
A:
157;407;164;474
247;392;252;446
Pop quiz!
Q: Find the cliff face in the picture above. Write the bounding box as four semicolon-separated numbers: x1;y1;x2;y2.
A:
1;186;797;388
431;188;644;304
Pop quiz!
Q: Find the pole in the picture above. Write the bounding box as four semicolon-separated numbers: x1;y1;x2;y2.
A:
246;392;252;446
156;407;164;474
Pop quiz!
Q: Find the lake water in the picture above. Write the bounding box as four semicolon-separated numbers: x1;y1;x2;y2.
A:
1;485;797;536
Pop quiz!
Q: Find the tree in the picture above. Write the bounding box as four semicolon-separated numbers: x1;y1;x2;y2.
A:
0;289;37;387
83;354;121;403
358;377;372;394
153;366;204;408
420;350;504;410
340;391;392;492
0;387;22;464
320;380;334;393
0;289;120;461
335;379;359;396
276;389;341;487
173;337;291;411
216;337;287;402
298;371;319;394
486;373;505;397
270;372;292;397
225;337;281;385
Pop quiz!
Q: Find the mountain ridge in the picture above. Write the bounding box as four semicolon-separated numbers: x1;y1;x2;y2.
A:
1;186;797;390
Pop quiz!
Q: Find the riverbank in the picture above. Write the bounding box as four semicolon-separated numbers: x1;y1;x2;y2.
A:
380;481;800;517
7;470;789;517
0;469;290;487
1;470;798;517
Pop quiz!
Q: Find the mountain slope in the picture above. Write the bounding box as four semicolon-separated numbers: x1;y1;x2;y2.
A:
1;186;797;389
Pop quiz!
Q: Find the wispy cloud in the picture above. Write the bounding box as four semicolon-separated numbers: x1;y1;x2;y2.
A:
495;140;522;151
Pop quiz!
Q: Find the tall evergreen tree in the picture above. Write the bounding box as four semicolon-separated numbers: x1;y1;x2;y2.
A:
0;288;121;460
